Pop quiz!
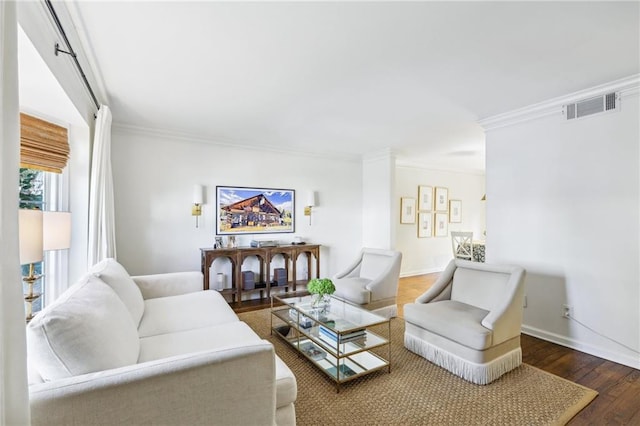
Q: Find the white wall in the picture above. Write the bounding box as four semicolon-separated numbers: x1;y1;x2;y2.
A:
485;80;639;368
110;126;363;278
362;150;396;249
395;165;485;276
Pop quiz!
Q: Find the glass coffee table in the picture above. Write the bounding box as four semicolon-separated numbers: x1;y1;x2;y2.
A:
271;292;391;392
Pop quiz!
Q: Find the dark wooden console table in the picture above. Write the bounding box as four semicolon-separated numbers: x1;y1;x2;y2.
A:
200;244;320;305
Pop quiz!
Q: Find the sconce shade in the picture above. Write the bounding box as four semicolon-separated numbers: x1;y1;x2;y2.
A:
193;184;204;205
306;190;317;207
19;209;43;265
44;211;71;251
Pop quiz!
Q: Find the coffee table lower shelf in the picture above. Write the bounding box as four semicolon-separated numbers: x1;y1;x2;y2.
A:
271;308;390;392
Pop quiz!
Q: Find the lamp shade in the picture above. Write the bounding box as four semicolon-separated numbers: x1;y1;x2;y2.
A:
306;191;317;207
19;209;43;265
193;184;203;205
44;211;71;251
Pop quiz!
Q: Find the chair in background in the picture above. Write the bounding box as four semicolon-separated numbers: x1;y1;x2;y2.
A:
451;231;474;260
331;248;402;319
403;259;526;385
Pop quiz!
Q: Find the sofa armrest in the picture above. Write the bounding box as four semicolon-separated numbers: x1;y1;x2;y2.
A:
333;254;363;280
364;254;402;301
30;341;277;426
132;271;203;299
415;260;458;304
481;267;526;344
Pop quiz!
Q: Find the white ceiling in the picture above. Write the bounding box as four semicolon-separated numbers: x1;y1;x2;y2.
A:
60;1;640;172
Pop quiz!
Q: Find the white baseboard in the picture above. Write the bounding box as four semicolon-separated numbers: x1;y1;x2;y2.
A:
400;268;443;278
522;324;640;370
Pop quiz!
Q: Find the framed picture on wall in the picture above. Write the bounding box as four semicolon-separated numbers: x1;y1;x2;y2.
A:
434;187;449;212
400;197;416;224
435;213;448;237
449;199;462;223
216;186;295;235
417;212;433;238
418;185;433;211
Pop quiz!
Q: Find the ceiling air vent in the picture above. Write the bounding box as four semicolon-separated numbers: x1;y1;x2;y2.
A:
564;92;619;120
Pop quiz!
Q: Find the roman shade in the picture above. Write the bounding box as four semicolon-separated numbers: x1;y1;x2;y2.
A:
20;113;69;173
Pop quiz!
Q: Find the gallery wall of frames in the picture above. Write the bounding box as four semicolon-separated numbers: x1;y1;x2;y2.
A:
400;185;462;238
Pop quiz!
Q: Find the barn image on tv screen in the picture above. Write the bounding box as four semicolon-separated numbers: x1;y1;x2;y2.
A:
217;187;294;235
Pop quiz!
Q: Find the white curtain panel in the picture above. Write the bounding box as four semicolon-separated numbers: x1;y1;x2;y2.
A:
0;1;31;423
87;105;116;268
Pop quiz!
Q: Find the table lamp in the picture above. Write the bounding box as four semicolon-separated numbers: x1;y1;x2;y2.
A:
19;209;43;322
19;210;71;322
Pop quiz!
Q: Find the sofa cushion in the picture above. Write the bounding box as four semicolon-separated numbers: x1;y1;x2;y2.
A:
138;321;296;407
26;274;140;381
138;290;239;338
360;252;393;280
333;277;371;305
450;268;511;312
139;321;262;361
404;300;492;350
89;258;145;326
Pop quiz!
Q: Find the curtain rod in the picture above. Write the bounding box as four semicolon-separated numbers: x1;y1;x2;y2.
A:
44;0;100;113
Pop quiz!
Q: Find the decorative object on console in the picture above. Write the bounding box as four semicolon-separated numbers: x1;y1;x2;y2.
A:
192;184;203;228
242;271;255;290
250;240;279;248
291;236;306;245
304;190;317;225
273;268;287;286
215;273;226;290
216;186;295;235
214;237;223;249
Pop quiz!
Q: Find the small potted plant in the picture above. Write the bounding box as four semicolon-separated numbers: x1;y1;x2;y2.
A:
307;278;336;308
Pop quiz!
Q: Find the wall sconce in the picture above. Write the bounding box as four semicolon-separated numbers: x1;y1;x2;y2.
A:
192;184;203;228
304;190;317;225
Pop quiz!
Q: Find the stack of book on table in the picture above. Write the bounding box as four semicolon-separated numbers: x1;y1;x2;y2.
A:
318;324;366;346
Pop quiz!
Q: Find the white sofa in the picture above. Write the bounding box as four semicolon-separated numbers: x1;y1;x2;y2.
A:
27;258;297;425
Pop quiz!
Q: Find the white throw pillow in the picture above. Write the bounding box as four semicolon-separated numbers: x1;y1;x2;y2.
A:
89;258;145;326
27;274;140;381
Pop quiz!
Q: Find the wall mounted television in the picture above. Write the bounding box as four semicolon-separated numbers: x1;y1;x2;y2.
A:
216;186;295;235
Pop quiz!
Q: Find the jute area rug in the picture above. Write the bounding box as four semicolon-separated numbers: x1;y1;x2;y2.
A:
239;309;597;426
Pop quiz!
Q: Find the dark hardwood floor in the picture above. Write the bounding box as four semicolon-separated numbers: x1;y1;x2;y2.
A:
236;273;640;424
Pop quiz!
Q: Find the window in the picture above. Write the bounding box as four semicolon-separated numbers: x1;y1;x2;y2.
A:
19;168;45;313
19;113;71;314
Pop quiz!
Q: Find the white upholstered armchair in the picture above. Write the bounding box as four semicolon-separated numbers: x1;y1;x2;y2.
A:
332;248;402;318
403;259;525;385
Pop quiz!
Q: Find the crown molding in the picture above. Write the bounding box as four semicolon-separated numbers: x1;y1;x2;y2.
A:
478;74;640;132
112;123;362;163
362;148;397;164
396;160;486;176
